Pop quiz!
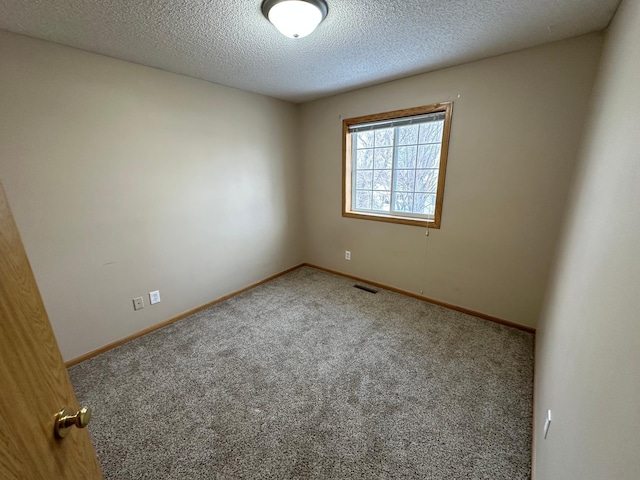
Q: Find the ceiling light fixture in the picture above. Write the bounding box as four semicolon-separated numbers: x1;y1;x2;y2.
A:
262;0;328;39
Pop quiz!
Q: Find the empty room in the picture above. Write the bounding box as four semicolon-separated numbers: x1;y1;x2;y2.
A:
1;0;638;479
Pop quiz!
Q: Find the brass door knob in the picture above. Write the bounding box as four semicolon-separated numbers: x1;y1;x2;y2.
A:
54;406;92;438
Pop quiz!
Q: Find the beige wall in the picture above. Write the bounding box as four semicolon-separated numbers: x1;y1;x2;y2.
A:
0;24;616;370
0;31;303;361
300;34;603;329
533;0;640;477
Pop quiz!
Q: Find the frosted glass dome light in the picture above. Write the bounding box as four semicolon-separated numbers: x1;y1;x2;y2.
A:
262;0;328;39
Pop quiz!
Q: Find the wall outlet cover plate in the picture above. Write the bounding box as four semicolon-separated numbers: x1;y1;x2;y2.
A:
149;290;161;305
133;297;144;311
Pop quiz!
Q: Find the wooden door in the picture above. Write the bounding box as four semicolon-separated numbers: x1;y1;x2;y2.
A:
0;183;102;479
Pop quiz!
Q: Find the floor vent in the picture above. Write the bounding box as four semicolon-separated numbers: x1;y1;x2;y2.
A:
353;284;378;294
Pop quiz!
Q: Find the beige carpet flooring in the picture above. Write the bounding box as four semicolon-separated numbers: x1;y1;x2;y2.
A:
69;266;534;479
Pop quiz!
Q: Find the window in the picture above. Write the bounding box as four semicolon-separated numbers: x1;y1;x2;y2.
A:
343;103;452;228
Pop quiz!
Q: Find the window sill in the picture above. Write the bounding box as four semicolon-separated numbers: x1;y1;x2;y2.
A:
342;210;440;228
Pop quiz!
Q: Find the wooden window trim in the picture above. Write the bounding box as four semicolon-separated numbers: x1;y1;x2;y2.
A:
342;102;453;229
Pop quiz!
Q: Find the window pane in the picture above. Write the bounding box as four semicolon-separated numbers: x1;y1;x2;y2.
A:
355;190;372;209
396;145;417;169
415;193;437;216
374;147;393;169
394;169;415;192
418;121;444;144
356;149;373;169
356;169;373;189
356;131;374;149
373;170;392;191
372;191;391;212
415;169;439;193
375;128;394;147
417;144;441;168
345;104;451;226
393;192;413;212
397;125;418;145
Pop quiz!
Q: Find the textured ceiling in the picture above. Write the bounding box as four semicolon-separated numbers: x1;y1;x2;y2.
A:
0;0;621;103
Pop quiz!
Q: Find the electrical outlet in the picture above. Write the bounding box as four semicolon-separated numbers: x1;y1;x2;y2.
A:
345;250;351;260
133;297;144;311
149;290;161;305
544;409;552;439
